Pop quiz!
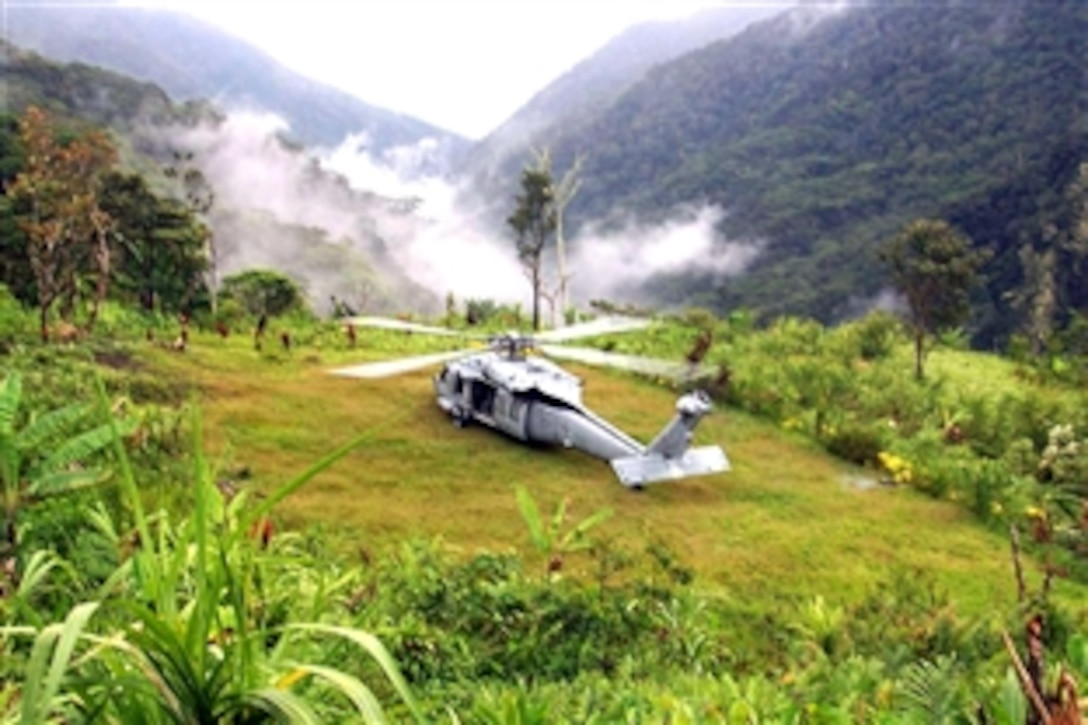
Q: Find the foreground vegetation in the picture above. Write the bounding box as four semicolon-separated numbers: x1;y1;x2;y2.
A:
1;293;1086;721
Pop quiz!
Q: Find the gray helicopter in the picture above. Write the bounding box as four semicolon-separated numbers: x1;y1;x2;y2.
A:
329;316;730;489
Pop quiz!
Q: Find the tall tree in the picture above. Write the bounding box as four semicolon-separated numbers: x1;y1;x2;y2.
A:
508;157;556;331
0;113;33;304
529;148;584;327
1059;160;1088;309
99;171;209;313
1007;244;1057;356
879;219;989;380
7;106;116;341
164;150;216;313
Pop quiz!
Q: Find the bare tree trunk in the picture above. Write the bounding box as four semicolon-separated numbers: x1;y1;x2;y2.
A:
554;210;568;328
549;153;583;327
39;303;49;343
531;265;541;331
207;231;218;316
914;330;924;381
86;220;111;332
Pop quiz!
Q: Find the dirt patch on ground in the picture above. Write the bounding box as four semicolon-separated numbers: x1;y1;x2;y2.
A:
839;472;894;491
94;348;141;371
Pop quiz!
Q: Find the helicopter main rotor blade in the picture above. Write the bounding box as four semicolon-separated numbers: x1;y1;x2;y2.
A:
538;344;716;382
343;316;479;339
535;316;651;343
329;348;475;379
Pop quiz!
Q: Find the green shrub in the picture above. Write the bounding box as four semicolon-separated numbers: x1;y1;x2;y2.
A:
220;268;308;317
844;310;904;361
0;284;34;350
824;424;884;466
212;295;248;330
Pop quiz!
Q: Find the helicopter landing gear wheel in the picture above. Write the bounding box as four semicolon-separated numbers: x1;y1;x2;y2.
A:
451;406;469;428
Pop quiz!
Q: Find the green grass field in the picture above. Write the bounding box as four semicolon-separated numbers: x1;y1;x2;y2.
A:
133;326;1083;619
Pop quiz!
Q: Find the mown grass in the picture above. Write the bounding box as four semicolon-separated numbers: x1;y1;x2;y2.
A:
135;327;1084;619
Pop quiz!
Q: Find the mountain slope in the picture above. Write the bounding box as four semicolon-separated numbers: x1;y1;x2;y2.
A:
2;2;468;158
459;4;780;194
541;0;1087;339
0;44;440;314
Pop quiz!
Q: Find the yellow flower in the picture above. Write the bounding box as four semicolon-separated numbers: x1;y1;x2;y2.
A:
877;451;913;485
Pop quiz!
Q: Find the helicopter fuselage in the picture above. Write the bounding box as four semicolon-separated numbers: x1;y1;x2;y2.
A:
329;317;729;488
433;351;728;485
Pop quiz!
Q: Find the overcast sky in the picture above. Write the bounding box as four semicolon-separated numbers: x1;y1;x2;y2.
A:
120;1;774;139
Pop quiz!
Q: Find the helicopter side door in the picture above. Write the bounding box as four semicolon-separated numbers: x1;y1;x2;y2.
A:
468;379;497;419
491;389;530;441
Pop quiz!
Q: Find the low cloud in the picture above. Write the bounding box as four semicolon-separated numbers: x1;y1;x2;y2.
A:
567;206;763;305
318;135;528;306
143;114;761;319
146;111;448;314
173;111;364;242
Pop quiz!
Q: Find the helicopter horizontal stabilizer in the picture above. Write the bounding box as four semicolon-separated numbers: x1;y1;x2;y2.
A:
610;445;730;488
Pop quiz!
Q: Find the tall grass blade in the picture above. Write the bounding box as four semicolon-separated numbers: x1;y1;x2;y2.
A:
41;602;99;719
290;664;386;722
245;687;321;724
559;508;614;553
14;549;61;600
92;376;148;547
515;485;547;551
92;376;162;610
187;409;212;680
286;623;423;722
995;667;1027;725
19;601;99;725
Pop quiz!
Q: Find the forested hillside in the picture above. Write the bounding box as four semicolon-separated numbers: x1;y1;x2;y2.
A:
532;0;1087;344
0;40;212;133
459;4;779;196
3;1;467;158
0;45;438;320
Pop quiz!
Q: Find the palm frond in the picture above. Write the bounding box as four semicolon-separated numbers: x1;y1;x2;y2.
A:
898;655;965;720
25;468;110;499
36;420;134;477
16;404;91;454
0;374;22;437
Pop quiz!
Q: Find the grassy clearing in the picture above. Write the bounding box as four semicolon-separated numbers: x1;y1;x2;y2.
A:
134;328;1082;618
